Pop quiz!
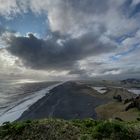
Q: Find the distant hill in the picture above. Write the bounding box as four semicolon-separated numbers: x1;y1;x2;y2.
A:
121;79;140;85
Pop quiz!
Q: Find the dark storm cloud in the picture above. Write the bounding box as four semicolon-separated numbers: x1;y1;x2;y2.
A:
6;30;116;70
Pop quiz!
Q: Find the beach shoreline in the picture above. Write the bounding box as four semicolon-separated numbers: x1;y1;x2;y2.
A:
0;82;62;125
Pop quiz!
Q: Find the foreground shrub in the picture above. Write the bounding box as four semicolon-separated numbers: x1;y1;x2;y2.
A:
0;119;139;140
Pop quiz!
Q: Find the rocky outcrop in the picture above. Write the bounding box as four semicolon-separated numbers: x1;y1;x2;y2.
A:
135;96;140;110
125;95;140;111
124;98;133;104
113;95;122;102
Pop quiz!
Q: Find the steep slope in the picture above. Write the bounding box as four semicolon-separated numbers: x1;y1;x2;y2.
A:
18;82;108;120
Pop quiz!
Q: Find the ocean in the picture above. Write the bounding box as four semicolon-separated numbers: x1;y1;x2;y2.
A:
0;79;60;125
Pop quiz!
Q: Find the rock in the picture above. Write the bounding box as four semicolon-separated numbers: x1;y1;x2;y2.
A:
125;95;140;111
125;102;135;111
124;98;133;104
113;95;122;102
135;96;140;110
137;118;140;121
114;117;123;121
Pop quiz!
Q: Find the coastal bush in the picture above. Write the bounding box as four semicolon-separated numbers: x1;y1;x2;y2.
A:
92;121;135;139
0;120;31;139
0;119;139;140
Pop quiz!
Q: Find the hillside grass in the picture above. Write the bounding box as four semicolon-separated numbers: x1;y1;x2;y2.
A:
0;118;140;140
95;101;140;121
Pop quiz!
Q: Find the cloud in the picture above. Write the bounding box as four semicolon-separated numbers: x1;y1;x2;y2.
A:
0;0;139;39
28;0;140;38
6;30;116;71
0;0;20;19
0;48;23;75
0;0;139;36
0;0;140;80
131;0;140;6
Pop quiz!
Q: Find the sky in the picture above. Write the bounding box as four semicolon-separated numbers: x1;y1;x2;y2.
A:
0;0;140;81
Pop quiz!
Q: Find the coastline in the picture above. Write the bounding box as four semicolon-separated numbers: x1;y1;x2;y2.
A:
0;82;63;125
18;82;109;121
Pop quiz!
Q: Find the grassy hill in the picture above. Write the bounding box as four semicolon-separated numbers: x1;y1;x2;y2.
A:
96;101;140;121
0;118;140;140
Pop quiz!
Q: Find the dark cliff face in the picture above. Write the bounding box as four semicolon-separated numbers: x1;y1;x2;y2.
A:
18;82;108;121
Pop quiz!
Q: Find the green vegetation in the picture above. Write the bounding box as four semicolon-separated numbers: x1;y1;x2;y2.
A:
96;101;140;121
0;118;140;140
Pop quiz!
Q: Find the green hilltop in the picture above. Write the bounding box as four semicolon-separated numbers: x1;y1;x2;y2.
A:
0;118;140;140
